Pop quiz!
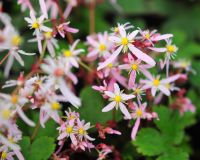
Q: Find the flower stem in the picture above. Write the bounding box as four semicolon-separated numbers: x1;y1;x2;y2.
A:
78;60;92;72
0;52;10;66
89;0;95;34
30;120;40;142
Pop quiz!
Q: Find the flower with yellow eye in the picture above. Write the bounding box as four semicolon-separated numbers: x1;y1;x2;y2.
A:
98;25;155;71
62;39;84;68
119;53;152;89
76;119;95;142
140;73;180;97
102;83;135;119
87;32;111;59
57;120;77;145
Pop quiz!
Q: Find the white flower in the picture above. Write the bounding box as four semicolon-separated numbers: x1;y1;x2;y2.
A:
102;83;135;119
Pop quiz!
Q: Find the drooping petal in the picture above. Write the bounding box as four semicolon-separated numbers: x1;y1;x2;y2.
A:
97;45;123;70
119;102;131;119
128;44;156;66
158;85;170;96
131;118;140;140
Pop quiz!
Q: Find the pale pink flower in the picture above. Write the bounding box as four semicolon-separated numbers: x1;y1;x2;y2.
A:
111;22;134;35
173;59;196;74
40;101;61;127
132;84;146;101
75;119;95;142
57;120;77;145
41;57;81;107
119;53;152;88
102;83;135;119
140;74;180;97
97;26;155;70
131;102;153;140
57;22;79;38
61;39;84;68
97;143;112;160
0;94;35;127
138;29;173;45
25;10;52;53
87;32;111;59
149;39;178;76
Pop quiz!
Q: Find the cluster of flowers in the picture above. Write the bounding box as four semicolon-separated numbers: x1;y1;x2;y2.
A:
89;23;196;140
0;0;196;160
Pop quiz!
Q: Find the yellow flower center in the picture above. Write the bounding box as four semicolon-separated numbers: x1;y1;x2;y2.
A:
131;64;138;70
115;95;121;103
63;50;72;57
134;88;141;94
8;137;14;143
145;33;150;39
136;109;143;117
121;37;129;46
78;128;85;135
166;45;176;53
11;95;18;104
153;79;160;87
1;152;7;160
44;32;52;39
1;109;11;120
11;35;22;46
66;126;73;134
69;115;75;120
51;102;61;110
165;83;171;89
114;27;119;33
32;21;40;29
107;63;113;68
99;44;106;51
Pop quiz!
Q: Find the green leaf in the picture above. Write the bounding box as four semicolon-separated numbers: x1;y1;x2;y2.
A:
19;137;56;160
133;128;166;156
77;86;113;124
189;61;200;87
157;148;189;160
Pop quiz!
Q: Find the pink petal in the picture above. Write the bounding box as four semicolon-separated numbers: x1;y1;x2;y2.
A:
131;118;140;140
148;47;166;52
119;26;126;37
127;30;139;40
152;34;173;41
161;74;180;83
128;44;156;66
114;83;120;94
97;45;123;70
39;0;48;18
158;85;170;96
119;102;131;119
128;71;136;89
102;101;116;112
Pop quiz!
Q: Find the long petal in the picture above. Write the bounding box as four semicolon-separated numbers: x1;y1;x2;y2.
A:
97;45;123;70
119;102;131;119
102;101;116;112
128;44;156;66
131;118;140;140
128;30;139;40
119;26;126;37
161;74;180;84
158;85;170;96
148;47;166;52
39;0;48;18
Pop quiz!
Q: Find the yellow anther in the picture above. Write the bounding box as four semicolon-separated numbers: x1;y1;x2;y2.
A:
1;109;11;119
114;27;119;33
78;128;85;135
153;79;160;87
1;152;7;160
165;83;171;89
136;109;143;117
121;37;129;45
32;21;40;29
145;33;150;39
66;126;73;134
166;45;176;53
99;44;106;51
107;63;113;68
135;88;141;94
44;32;52;39
63;50;72;57
11;95;18;104
51;102;61;110
11;35;22;46
131;64;138;70
115;95;121;103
